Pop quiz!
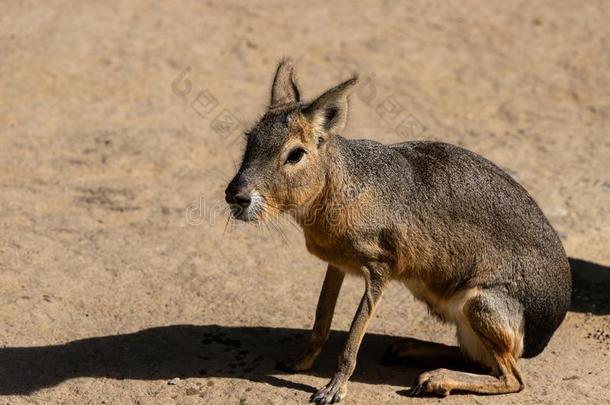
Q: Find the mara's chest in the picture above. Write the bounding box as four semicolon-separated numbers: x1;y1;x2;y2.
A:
302;225;391;276
304;229;358;270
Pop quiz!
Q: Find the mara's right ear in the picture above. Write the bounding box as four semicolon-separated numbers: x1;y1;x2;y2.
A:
303;76;358;142
270;59;300;106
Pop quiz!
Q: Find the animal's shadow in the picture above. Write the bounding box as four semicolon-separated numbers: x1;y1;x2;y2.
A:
0;325;440;396
0;257;607;396
569;257;610;315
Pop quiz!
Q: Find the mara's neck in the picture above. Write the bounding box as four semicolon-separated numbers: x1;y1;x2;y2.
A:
292;136;360;229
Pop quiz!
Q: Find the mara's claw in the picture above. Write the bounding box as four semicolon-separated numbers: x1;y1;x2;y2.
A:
408;381;426;396
310;377;347;404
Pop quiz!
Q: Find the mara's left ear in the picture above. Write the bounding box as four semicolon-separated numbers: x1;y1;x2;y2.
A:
270;59;300;106
303;76;358;142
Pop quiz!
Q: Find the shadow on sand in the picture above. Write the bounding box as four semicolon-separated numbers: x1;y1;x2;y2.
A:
569;257;610;315
0;257;607;395
0;325;434;396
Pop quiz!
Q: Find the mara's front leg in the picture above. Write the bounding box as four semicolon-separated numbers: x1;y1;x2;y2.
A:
277;264;345;372
311;263;391;404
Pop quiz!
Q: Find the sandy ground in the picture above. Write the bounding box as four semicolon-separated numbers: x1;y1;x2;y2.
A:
1;1;609;404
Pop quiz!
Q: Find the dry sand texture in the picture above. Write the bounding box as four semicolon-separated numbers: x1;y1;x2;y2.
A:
0;1;609;404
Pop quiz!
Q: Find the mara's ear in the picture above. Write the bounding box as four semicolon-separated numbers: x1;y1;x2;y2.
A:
303;76;358;141
270;59;300;106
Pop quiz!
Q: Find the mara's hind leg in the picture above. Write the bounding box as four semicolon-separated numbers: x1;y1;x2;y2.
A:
410;291;525;396
383;337;467;366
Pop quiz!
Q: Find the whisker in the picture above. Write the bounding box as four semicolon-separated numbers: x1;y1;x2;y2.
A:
263;207;289;245
261;220;278;245
274;222;289;245
223;213;232;238
263;201;301;232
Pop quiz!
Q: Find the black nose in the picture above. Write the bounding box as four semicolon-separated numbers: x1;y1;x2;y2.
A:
231;192;251;208
225;179;251;208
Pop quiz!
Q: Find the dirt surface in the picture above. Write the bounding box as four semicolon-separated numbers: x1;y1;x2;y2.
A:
1;1;609;404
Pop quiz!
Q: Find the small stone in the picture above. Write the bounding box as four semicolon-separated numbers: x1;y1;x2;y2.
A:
168;377;181;385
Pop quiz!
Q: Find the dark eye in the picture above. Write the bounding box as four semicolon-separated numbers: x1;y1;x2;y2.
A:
285;147;306;164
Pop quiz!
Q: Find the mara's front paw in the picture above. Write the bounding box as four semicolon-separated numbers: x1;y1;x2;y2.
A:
275;355;315;373
310;376;347;404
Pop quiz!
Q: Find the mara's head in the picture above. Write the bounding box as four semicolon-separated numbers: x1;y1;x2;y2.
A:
225;60;358;222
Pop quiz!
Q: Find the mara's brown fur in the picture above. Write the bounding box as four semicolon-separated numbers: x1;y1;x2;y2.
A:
225;60;571;404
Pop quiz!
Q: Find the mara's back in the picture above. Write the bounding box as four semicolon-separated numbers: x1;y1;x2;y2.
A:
389;140;571;357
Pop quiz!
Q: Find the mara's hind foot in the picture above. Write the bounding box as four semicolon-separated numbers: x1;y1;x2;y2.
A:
408;364;522;397
382;337;466;366
410;291;525;396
